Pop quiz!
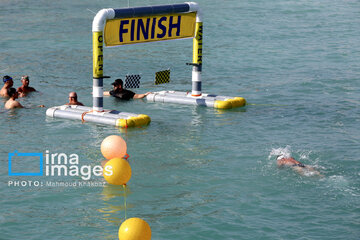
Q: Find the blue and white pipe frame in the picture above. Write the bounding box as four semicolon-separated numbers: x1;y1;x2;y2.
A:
92;9;113;112
89;2;245;110
188;2;203;96
92;31;104;111
91;2;202;108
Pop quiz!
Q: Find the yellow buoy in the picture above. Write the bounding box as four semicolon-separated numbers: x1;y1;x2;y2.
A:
214;100;232;109
118;218;151;240
101;135;127;160
103;158;131;185
234;97;246;107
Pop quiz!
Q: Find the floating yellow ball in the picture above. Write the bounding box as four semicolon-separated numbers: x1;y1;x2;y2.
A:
103;158;131;185
118;218;151;240
101;135;127;160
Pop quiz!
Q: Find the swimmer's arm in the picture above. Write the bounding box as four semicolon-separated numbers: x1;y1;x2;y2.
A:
133;92;151;99
304;166;314;171
293;166;305;174
14;101;24;108
17;88;26;98
294;165;324;177
103;91;110;96
24;104;45;108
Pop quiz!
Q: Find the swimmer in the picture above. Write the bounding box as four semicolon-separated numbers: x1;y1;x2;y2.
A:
103;79;151;100
5;88;45;109
1;75;14;97
17;75;36;97
277;155;323;177
5;88;23;109
66;92;84;106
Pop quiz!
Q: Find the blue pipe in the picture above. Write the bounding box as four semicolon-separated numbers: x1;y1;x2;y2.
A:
114;3;190;18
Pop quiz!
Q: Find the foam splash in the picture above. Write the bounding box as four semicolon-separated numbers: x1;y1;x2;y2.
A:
268;145;292;160
299;151;311;160
302;169;321;177
327;175;348;187
268;146;325;178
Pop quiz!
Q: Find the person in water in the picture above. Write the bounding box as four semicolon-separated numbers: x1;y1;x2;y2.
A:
17;75;36;97
277;155;322;176
5;88;45;109
103;79;151;100
5;88;23;109
1;75;14;97
66;92;84;106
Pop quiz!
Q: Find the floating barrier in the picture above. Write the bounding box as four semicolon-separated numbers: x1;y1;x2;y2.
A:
46;105;150;127
147;91;246;109
47;2;245;125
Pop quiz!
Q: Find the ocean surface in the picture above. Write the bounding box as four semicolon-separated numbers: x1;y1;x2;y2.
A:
1;0;359;239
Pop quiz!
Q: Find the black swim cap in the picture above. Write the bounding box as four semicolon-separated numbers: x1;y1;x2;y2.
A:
7;87;16;97
112;79;123;86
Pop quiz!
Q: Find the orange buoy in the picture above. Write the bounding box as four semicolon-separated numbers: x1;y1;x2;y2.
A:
101;135;127;160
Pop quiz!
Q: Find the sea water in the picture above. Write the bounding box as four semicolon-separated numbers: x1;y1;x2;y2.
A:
0;0;359;239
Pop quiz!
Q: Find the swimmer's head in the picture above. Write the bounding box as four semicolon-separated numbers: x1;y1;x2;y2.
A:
112;79;123;89
3;75;13;86
21;75;30;86
68;92;78;101
7;87;17;98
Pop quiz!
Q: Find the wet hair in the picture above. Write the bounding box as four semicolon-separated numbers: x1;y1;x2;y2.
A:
7;87;17;97
112;79;123;87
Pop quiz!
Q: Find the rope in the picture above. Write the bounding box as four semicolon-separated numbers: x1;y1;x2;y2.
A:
123;184;127;220
81;109;105;123
247;103;289;107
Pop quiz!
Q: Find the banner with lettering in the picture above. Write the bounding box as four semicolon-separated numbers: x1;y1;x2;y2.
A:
104;12;196;46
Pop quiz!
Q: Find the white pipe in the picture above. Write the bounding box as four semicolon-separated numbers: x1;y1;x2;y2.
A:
186;2;202;22
92;86;103;98
92;8;115;32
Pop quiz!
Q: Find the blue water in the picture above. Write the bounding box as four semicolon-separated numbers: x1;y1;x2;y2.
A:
1;0;360;239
